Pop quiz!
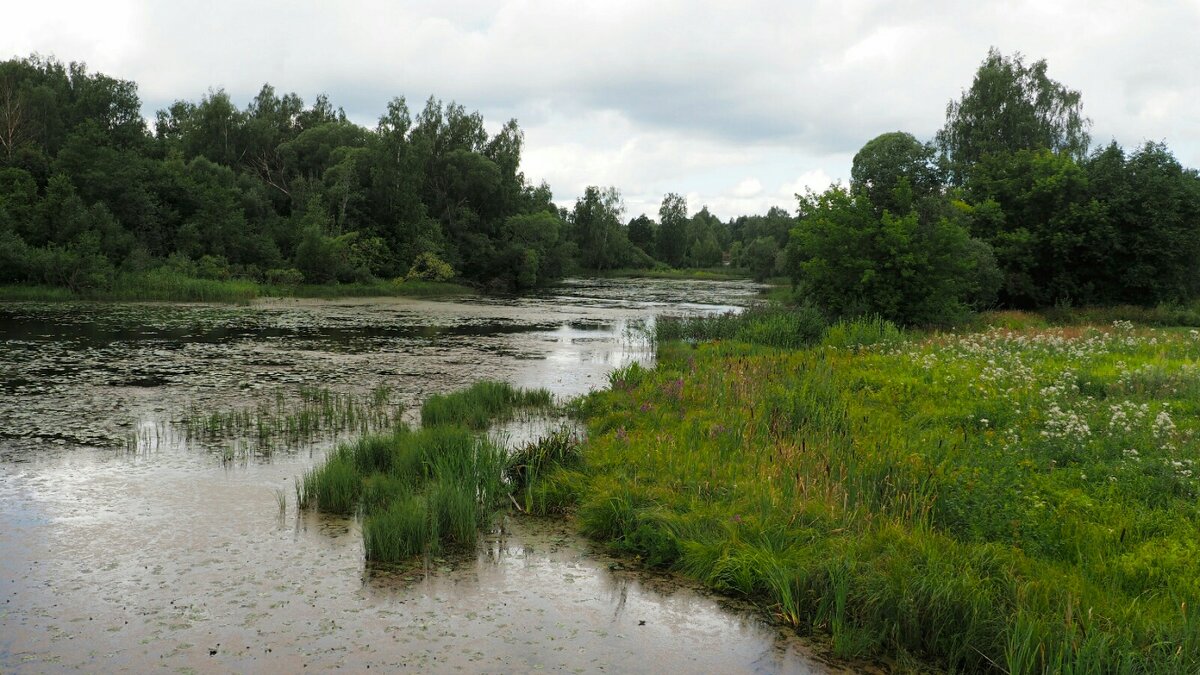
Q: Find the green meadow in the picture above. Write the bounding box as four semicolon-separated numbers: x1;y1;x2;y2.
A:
525;313;1200;673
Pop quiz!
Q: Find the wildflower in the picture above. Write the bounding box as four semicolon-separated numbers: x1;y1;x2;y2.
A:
1152;410;1176;437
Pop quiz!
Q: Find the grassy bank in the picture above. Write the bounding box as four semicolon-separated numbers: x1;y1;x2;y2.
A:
298;381;553;562
596;266;751;281
528;314;1199;672
0;271;474;304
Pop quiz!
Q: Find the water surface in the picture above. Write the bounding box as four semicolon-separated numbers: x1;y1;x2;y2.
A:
0;278;847;673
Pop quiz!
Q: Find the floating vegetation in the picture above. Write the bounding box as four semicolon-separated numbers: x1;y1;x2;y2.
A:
177;385;401;458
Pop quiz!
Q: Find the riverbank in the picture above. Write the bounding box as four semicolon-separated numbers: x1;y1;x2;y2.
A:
526;312;1200;673
0;271;473;304
595;266;752;281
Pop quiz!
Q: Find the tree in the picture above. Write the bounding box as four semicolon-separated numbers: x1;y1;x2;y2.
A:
937;49;1091;185
788;185;997;325
851;132;942;215
1085;142;1200;304
627;214;656;254
656;193;688;266
570;186;627;270
965;149;1110;307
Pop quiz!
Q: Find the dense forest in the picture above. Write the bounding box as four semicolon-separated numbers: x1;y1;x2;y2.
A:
2;49;1199;320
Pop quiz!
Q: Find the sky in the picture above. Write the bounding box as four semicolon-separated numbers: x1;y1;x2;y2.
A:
4;0;1198;220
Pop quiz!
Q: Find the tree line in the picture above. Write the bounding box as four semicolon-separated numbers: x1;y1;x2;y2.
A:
1;50;1198;322
785;48;1200;324
0;54;752;293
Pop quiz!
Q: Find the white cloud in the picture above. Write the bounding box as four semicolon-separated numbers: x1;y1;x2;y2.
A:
2;0;1198;220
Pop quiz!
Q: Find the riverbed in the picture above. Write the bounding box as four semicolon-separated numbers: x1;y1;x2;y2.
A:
0;278;846;673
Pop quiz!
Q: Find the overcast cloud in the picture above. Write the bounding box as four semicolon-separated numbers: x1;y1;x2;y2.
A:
4;0;1198;219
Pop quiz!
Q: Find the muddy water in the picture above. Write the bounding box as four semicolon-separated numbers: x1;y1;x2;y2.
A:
0;278;844;673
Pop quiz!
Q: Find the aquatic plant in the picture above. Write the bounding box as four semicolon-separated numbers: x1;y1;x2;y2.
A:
299;419;509;562
181;385;401;457
420;380;553;429
654;305;825;349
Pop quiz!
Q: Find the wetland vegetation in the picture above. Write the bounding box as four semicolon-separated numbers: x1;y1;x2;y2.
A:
297;381;552;561
521;313;1200;673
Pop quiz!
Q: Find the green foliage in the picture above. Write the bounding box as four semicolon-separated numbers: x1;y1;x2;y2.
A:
788;184;996;326
937;48;1091;186
654;306;826;350
301;423;509;563
405;251;455;282
851;132;942;215
655;193;689;267
821;315;905;350
569;186;651;271
0;54;573;292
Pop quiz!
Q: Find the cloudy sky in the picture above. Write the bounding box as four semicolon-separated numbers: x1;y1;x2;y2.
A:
4;1;1198;219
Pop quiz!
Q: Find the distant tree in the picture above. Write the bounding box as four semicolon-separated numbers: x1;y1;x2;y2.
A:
656;193;688;266
686;206;724;267
627;214;656;254
1085;142;1200;304
743;236;780;281
571;186;634;270
937;48;1091;185
965;148;1110;307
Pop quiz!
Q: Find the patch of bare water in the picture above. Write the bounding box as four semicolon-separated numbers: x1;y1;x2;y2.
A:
0;278;848;673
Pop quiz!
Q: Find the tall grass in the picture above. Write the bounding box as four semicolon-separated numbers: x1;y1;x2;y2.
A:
420;380;553;429
654;305;825;349
534;324;1200;672
0;270;473;304
299;385;520;562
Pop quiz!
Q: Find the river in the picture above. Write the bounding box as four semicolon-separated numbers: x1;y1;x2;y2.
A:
0;278;845;673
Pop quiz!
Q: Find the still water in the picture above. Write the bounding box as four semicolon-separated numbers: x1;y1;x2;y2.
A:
0;278;846;673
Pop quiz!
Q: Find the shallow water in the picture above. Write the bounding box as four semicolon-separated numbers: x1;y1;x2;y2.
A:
0;278;846;673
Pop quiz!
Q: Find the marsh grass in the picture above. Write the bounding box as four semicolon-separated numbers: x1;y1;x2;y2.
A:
181;385;400;457
420;380;553;429
299;407;510;562
536;323;1200;672
505;427;583;513
654;305;825;349
0;271;473;304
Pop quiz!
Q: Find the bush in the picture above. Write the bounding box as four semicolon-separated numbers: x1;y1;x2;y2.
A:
265;267;304;286
406;251;455;282
821;315;905;350
788;183;997;327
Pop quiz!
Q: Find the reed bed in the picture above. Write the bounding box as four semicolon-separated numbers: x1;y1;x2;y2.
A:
180;385;400;458
299;380;554;562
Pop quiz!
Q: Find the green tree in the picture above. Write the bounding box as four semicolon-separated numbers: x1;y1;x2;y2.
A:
937;49;1091;186
966;149;1110;306
627;214;656;254
656;192;688;266
851;132;942;215
788;185;996;325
